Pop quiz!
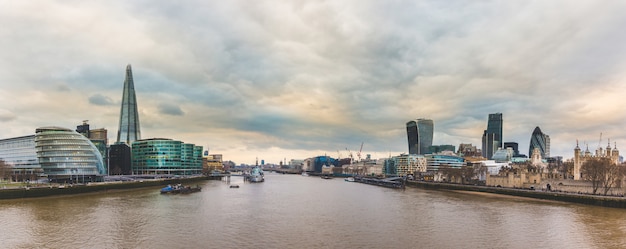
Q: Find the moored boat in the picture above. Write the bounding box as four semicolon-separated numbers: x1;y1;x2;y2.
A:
160;184;201;194
344;177;355;182
247;166;265;183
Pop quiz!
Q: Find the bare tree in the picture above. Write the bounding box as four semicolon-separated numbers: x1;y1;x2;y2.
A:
602;162;623;195
562;160;574;179
0;159;10;181
581;157;617;195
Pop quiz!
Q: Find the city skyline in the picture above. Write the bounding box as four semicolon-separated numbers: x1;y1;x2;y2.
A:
1;1;626;164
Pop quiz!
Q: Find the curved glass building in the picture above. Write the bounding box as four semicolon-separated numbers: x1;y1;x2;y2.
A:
407;119;434;155
35;127;105;176
529;126;550;158
131;138;203;175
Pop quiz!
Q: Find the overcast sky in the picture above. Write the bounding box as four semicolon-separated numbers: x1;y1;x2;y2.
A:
1;1;626;164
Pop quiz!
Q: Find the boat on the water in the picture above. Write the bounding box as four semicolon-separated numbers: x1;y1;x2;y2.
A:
301;172;309;176
160;184;201;194
321;175;333;179
229;184;240;188
344;177;355;182
247;166;264;183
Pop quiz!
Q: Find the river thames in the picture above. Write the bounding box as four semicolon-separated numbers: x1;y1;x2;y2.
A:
2;173;626;249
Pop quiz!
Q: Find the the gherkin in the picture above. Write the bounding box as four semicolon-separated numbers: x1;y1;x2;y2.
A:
117;64;141;145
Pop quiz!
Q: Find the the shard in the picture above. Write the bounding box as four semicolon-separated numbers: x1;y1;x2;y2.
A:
117;64;141;145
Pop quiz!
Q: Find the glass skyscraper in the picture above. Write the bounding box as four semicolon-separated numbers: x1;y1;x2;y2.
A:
529;126;550;158
482;113;502;159
406;119;434;155
117;64;141;145
487;113;503;148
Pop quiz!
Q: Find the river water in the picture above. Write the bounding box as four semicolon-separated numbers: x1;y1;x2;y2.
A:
2;173;626;249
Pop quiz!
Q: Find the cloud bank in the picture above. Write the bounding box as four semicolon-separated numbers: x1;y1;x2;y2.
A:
1;1;626;164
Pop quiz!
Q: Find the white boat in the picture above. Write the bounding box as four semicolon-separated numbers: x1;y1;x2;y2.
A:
301;172;309;176
344;177;355;182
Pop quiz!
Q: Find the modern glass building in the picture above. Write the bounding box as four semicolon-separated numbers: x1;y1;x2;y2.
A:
117;64;141;145
131;138;203;175
312;156;338;173
35;127;105;178
529;126;550;158
486;113;503;148
0;135;41;180
425;154;465;171
406;119;434;155
482;113;503;159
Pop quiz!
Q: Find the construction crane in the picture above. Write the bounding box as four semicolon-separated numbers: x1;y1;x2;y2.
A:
356;142;364;162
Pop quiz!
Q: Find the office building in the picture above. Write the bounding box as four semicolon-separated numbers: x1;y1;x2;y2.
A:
528;126;550;158
117;64;141;145
406;119;434;155
482;113;502;159
131;138;203;175
503;142;519;157
109;143;132;175
487;113;503;148
0;135;41;181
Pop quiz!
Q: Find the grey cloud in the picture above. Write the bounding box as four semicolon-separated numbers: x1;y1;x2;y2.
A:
158;103;184;116
89;94;115;106
0;110;17;122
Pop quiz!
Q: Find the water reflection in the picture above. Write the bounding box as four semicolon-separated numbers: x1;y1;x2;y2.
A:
1;174;626;248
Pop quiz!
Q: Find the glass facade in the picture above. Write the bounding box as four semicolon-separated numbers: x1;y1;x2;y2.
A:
131;139;203;175
529;126;550;158
407;119;434;155
117;64;141;145
0;135;41;175
35;127;105;176
425;154;465;171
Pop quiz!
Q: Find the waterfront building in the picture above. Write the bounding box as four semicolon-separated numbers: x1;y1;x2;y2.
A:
310;156;338;173
203;154;224;173
0;135;41;181
425;153;465;172
76;121;109;174
131;138;203;175
529;126;550;158
109;143;131;175
117;64;141;145
36;127;105;179
406;119;434;155
573;140;619;180
384;154;426;176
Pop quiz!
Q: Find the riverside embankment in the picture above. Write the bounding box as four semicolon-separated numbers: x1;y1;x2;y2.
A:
407;180;626;208
0;175;221;200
